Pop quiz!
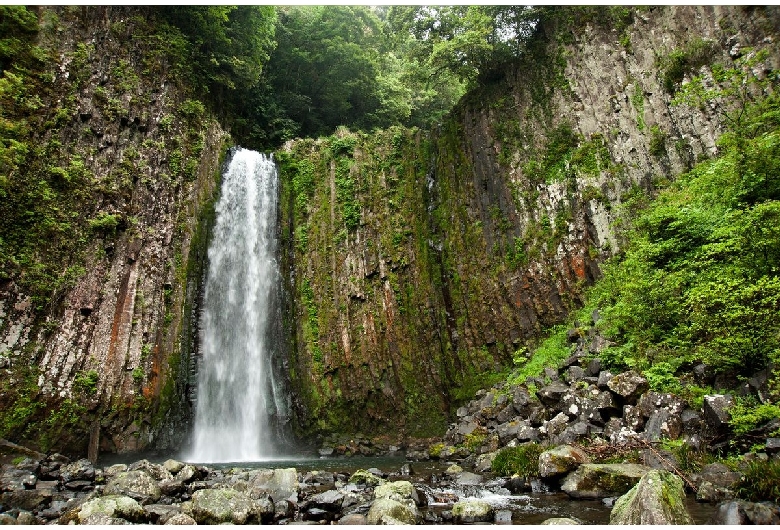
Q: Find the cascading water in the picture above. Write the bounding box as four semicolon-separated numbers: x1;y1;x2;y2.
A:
189;148;288;463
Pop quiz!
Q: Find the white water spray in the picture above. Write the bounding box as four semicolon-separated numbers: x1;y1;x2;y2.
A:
189;148;286;462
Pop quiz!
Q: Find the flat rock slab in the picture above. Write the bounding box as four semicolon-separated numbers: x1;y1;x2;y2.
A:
561;463;650;499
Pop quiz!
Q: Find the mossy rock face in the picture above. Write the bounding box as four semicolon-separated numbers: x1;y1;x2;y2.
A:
561;463;650;499
452;499;494;523
77;495;145;523
610;470;693;524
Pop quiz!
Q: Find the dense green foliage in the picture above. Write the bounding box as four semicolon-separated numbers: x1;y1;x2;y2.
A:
491;442;544;477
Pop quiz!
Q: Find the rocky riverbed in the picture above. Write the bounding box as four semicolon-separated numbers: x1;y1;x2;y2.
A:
0;442;777;525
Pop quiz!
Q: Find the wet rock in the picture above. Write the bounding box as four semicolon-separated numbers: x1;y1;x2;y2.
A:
561;463;650;499
696;481;733;503
494;509;513;524
542;517;580;524
691;463;742;490
710;500;780;525
702;394;734;430
0;514;16;524
338;513;368;524
1;489;51;511
607;371;648;403
164;513;197;525
539;445;590;478
454;472;483;486
767;438;780;455
610;470;692;524
104;470;162;505
78;495;146;524
190;487;258;524
309;489;344;511
452;499;493;523
367;497;418;525
247;468;299;502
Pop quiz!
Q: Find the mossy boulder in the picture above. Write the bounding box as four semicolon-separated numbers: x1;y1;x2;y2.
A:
349;469;386;487
375;480;415;501
366;497;418;525
452;499;493;523
610;470;693;524
77;495;145;524
191;488;258;524
561;463;650;499
538;445;590;478
104;470;162;505
247;467;299;502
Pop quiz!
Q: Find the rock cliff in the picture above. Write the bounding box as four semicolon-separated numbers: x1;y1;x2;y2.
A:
0;7;229;455
278;6;780;439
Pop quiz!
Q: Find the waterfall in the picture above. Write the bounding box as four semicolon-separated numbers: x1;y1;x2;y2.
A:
189;148;287;463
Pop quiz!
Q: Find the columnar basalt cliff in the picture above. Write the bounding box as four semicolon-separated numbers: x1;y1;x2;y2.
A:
0;7;228;455
279;6;780;439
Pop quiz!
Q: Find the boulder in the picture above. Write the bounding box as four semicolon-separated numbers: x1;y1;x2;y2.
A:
537;382;572;407
454;472;483;486
104;470;162;505
452;499;493;523
539;445;590;478
474;452;498;473
128;460;173;482
691;462;742;490
348;469;386;488
606;371;648;403
643;409;682;441
191;487;258;525
375;480;418;506
366;497;418;525
247;468;298;502
143;504;181;524
702;395;734;430
561;463;650;499
609;470;693;524
1;488;51;511
309;489;345;511
164;513;198;525
709;500;780;525
78;495;146;524
162;459;185;475
542;517;580;524
59;458;96;484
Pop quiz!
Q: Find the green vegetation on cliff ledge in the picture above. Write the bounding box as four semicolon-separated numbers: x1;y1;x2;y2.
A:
517;78;780;433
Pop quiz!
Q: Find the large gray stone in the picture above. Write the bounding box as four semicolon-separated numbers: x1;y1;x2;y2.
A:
709;500;780;525
561;463;650;499
247;467;299;502
191;487;258;524
366;497;418;525
539;445;590;478
452;499;493;523
606;371;648;403
703;395;734;430
609;470;693;524
104;470;161;505
60;458;96;484
537;382;572;407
